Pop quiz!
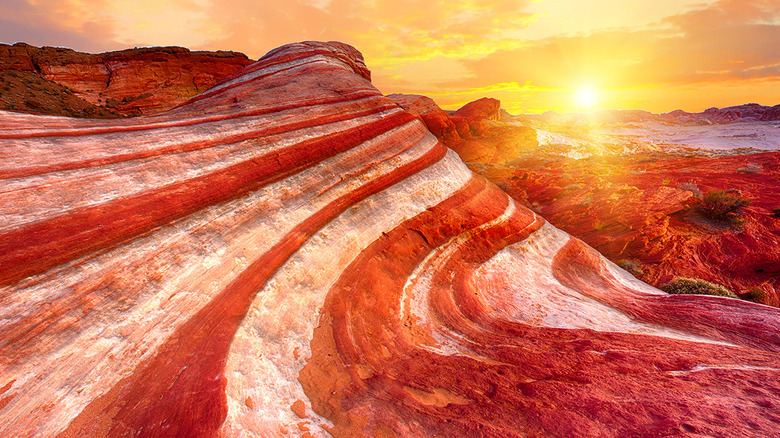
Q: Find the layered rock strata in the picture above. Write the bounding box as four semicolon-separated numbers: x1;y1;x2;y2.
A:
0;42;252;116
1;41;779;437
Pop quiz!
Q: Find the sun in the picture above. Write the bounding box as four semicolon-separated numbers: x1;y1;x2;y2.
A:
576;87;599;109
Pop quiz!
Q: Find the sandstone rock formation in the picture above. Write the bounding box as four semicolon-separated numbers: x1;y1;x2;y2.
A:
1;41;779;437
388;94;538;163
386;93;462;144
452;96;501;121
0;42;252;117
387;94;506;145
451;97;500;137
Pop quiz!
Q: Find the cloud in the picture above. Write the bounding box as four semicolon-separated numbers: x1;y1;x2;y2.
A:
1;0;778;112
197;0;536;62
0;0;119;52
433;0;780;111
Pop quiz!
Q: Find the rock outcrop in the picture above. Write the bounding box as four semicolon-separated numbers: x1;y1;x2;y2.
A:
388;94;538;163
1;41;779;437
387;94;506;145
0;42;253;117
387;94;462;144
452;96;501;121
761;104;780;121
451;97;500;137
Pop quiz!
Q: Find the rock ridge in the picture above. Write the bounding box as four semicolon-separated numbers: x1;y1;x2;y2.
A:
0;42;253;116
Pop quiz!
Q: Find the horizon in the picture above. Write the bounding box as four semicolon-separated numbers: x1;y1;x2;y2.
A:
2;0;779;114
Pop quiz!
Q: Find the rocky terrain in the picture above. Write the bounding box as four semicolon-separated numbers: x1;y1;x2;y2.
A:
417;98;780;306
477;148;780;306
387;95;510;145
0;42;252;117
1;41;779;437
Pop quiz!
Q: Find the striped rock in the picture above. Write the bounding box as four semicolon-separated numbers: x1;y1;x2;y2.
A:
1;41;779;437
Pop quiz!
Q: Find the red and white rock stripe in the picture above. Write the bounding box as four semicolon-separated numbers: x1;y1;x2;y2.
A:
0;41;778;437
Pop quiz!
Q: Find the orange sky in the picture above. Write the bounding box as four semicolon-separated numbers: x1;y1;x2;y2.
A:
2;0;780;113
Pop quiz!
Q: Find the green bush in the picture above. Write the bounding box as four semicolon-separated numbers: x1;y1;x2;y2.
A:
661;277;737;298
694;190;750;223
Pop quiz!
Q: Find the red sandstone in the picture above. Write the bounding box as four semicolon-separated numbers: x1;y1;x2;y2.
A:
0;42;252;116
0;41;778;438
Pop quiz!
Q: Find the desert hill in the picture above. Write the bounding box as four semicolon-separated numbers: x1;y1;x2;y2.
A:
520;102;780;125
0;42;252;117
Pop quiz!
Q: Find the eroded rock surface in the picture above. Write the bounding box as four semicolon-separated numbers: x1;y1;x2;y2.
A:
0;42;252;117
1;41;779;437
387;94;462;144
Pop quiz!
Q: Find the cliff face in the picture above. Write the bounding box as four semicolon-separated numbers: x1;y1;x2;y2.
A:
0;42;253;116
1;41;779;437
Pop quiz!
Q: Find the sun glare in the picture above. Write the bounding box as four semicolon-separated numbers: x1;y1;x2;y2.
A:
576;87;599;109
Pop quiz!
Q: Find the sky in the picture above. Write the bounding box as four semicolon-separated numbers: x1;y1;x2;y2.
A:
1;0;779;113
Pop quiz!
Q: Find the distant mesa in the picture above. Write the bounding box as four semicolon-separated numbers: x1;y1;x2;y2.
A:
517;102;780;125
761;103;780;121
0;42;253;117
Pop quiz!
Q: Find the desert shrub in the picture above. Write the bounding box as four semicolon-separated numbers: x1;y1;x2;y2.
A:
694;190;750;223
736;163;762;173
617;259;643;276
581;193;593;206
661;277;737;298
725;188;743;196
677;181;703;199
742;287;766;302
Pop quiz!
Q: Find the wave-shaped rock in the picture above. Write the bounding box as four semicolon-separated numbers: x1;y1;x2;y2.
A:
1;41;779;437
